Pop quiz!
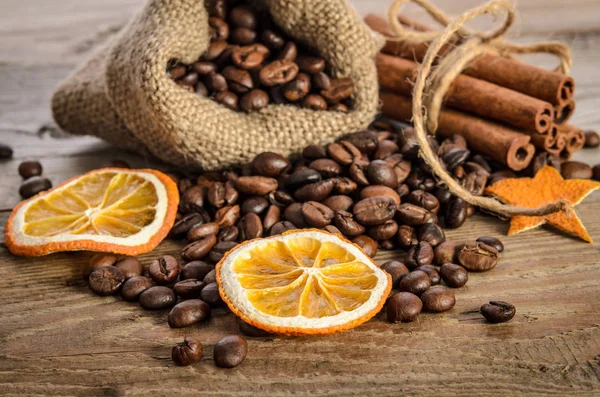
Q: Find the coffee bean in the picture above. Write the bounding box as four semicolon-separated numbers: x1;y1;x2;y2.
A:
407;190;439;213
417;223;445;247
420;286;455;312
398;270;431;295
415;264;440;285
209;241;238;263
270;221;297;236
0;143;14;159
278;42;298;62
387;292;422;323
148;255;180;285
302;94;328;110
262;205;281;232
251;152;290;178
201;282;223;306
89;266;125;296
231;27;256;45
442;147;470;169
333;177;357;195
19;176;52;198
209;16;229;40
260;60;299;86
584;130;600;148
380;260;409;287
168;299;212;328
215;205;241;227
476;236;504;253
367;220;398;241
188;222;220;242
181;261;213;281
284;202;309;228
269;190;295;207
172;337;203;366
261;29;285;50
322;195;353;213
352;235;378;258
239;320;272;337
334;210;365;237
360;185;401;205
397;184;410;199
214;335;248;368
18;160;42;179
321;78;354;103
374;140;400;160
353;196;396;226
235;175;278;195
240;89;269;112
241;196;270;215
139;286;177;310
282;73;311;101
121;276;154;301
285;168;321;190
182;185;207;210
396;203;432;226
462;172;487;196
174;279;206;299
434;241;460;265
230;5;257;29
89;253;118;270
182;235;218;261
457;242;499;272
171;213;205;238
439;263;468;288
114;257;142;279
294;179;335;202
328;141;361;166
405;241;434;269
480;301;516;323
238;212;263;240
295;56;326;74
444;198;467;229
433;186;453;207
192;61;216;75
346;130;378;154
397;225;418;248
367;160;398;188
593;165;600;181
204;269;217;284
310;159;342;177
180;70;199;86
302;201;334;227
349;163;369;186
208;182;227;208
302;144;327;160
561;161;592;180
530;152;560;176
312;72;331;90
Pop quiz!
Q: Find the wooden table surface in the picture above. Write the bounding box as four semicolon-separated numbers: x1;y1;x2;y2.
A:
1;1;599;395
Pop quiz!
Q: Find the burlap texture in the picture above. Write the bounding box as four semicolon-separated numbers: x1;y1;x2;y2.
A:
52;0;382;170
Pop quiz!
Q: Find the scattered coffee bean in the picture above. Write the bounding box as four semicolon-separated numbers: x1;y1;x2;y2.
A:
397;225;418;248
439;263;468;288
214;335;248;368
480;301;516;323
19;176;52;198
172;213;205;238
121;276;154;302
148;255;180;285
18;160;43;179
322;195;354;212
188;222;220;241
415;264;440;285
476;236;504;253
182;235;218;261
353;196;396;226
251;152;290;177
89;266;125;296
360;185;401;205
234;176;278;195
238;212;264;240
434;241;459;265
174;279;206;299
172;337;203;366
334;210;365;237
396;203;432;226
168;299;212;328
381;260;409;287
387;292;422;323
398;270;431;295
561;161;592;180
302;201;334;227
584;130;600;148
457;242;499;272
420;286;456;312
405;242;434;269
203;269;217;284
114;257;143;279
0;144;13;159
89;253;118;270
139;286;177;310
352;235;378;258
201;282;223;306
407;190;440;213
367;220;398;241
181;261;213;281
417;223;445;247
270;221;298;236
444;198;467;229
209;241;238;263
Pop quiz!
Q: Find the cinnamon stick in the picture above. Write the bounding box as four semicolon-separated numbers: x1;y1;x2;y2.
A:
561;125;585;154
377;53;555;134
365;14;575;106
554;99;576;125
380;91;536;171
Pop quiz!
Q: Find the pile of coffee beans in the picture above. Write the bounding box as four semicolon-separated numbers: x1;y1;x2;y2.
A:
167;0;353;113
18;160;52;198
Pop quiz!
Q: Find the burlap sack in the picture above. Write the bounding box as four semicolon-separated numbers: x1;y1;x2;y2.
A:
51;0;382;170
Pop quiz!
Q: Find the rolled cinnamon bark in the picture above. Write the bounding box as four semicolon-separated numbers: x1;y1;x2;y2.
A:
377;53;555;134
554;99;576;125
562;125;585;153
380;91;536;171
544;131;567;157
528;124;558;151
365;14;576;106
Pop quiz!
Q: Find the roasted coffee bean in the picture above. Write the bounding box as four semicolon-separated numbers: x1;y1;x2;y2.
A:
386;157;412;185
407;190;440;213
434;241;460;265
476;236;504;253
387;292;422;323
302;201;334;227
172;213;205;238
260;60;299;86
530;152;560;176
215;205;241;227
182;235;218;261
218;226;240;243
261;29;285;50
203;269;217;284
302;94;328;110
214;335;248;368
235;176;278;195
457;242;499;272
418;223;445;247
284;202;309;228
174;279;206;299
232;44;268;69
215;91;239;110
333;178;358;195
323;225;342;235
209;16;229;40
139;286;177;310
172;337;203;366
285;168;321;190
433;186;453;207
312;72;331;90
310;159;342;177
398;270;431;295
239;320;272;337
278;42;298;62
283;73;311;101
205;71;228;92
114;257;142;279
208;182;227;208
360;185;401;205
302;144;327;159
89;253;118;270
240;89;269;112
202;39;228;60
415;264;440;285
349;163;370;186
480;301;516;323
367;220;398;241
421;286;455;312
442;147;470;170
353;196;396;226
89;266;125;296
296;56;326;74
262;205;281;232
367;160;398;188
169;64;187;79
207;0;227;18
462;171;487;196
322;195;353;212
439;263;468;288
182;185;207;210
321;78;354;103
488;170;516;186
270;221;297;235
593;165;600;181
405;242;434;269
334;210;365;237
294;179;335;202
19;176;52;198
269;190;295;207
0;143;13;159
209;241;238;263
181;261;213;281
346;130;378;153
121;276;154;301
328;141;361;166
193;61;217;75
561;161;592;180
445;198;467;229
251;152;290;177
396;184;410;199
148;255;180;285
396;203;432;226
231;27;256;45
380;260;409;287
352;235;378;258
18;160;43;179
241;196;270;215
180;70;199;86
238;212;263;240
168;299;211;328
374;140;400;160
397;225;418;248
584;130;600;148
188;222;219;242
229;5;257;29
201;282;223;306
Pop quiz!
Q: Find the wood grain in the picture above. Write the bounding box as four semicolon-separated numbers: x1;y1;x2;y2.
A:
0;0;599;395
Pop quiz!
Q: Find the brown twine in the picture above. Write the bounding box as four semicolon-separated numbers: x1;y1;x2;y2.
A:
386;0;572;218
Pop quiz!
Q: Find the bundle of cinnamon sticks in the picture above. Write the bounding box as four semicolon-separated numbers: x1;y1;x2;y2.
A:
366;14;584;171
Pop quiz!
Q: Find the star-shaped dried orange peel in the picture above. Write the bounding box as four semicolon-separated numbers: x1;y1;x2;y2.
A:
484;166;600;243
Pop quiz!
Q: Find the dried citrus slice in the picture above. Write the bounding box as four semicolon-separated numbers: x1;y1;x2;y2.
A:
5;168;179;256
216;229;392;335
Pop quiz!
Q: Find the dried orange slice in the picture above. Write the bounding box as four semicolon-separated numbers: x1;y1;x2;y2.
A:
5;168;179;256
216;229;392;335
